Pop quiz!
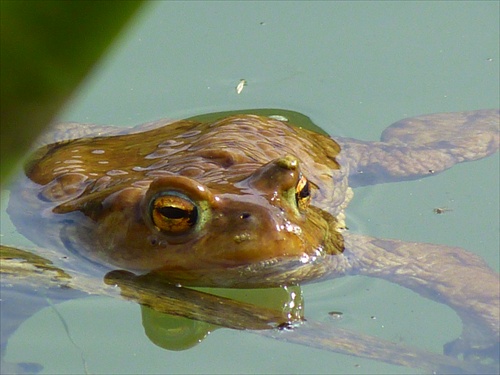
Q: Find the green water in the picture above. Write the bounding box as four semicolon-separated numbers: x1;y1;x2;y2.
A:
2;1;499;374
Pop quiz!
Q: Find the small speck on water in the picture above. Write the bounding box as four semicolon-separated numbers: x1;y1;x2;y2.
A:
236;79;247;94
328;311;343;319
433;207;452;214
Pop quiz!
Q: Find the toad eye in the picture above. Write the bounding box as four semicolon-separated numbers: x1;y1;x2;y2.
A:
150;193;198;234
295;175;311;211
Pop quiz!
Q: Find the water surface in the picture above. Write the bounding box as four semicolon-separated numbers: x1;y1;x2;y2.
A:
1;2;498;374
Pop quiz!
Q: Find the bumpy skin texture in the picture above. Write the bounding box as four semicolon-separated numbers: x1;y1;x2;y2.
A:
14;115;349;286
8;109;500;357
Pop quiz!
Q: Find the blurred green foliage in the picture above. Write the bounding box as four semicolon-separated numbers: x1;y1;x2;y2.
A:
1;0;144;184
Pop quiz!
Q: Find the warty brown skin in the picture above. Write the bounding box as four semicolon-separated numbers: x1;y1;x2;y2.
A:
13;115;349;286
8;109;500;356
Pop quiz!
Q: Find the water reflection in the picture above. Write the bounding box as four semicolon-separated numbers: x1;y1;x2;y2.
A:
139;283;303;351
1;245;499;374
1;108;499;374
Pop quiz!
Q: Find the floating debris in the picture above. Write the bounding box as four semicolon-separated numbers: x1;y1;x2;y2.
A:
235;79;247;94
328;311;344;319
433;207;453;214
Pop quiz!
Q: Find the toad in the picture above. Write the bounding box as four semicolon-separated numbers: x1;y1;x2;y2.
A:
6;108;500;362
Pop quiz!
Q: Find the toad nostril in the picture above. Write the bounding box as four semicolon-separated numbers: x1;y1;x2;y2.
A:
240;212;251;219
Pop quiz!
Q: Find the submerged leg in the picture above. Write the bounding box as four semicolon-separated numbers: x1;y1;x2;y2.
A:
342;233;499;362
338;109;499;186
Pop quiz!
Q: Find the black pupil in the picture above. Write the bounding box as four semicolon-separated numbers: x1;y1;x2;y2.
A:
158;206;198;224
298;181;310;199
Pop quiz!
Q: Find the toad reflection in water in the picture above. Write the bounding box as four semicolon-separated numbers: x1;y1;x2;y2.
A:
2;109;499;374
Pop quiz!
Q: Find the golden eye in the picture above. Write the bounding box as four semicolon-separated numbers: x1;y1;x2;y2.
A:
151;193;198;234
295;175;311;211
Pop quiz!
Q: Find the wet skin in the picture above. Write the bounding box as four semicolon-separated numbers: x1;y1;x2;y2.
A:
7;109;500;358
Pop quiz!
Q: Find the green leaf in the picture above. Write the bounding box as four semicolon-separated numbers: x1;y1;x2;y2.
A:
0;0;144;183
